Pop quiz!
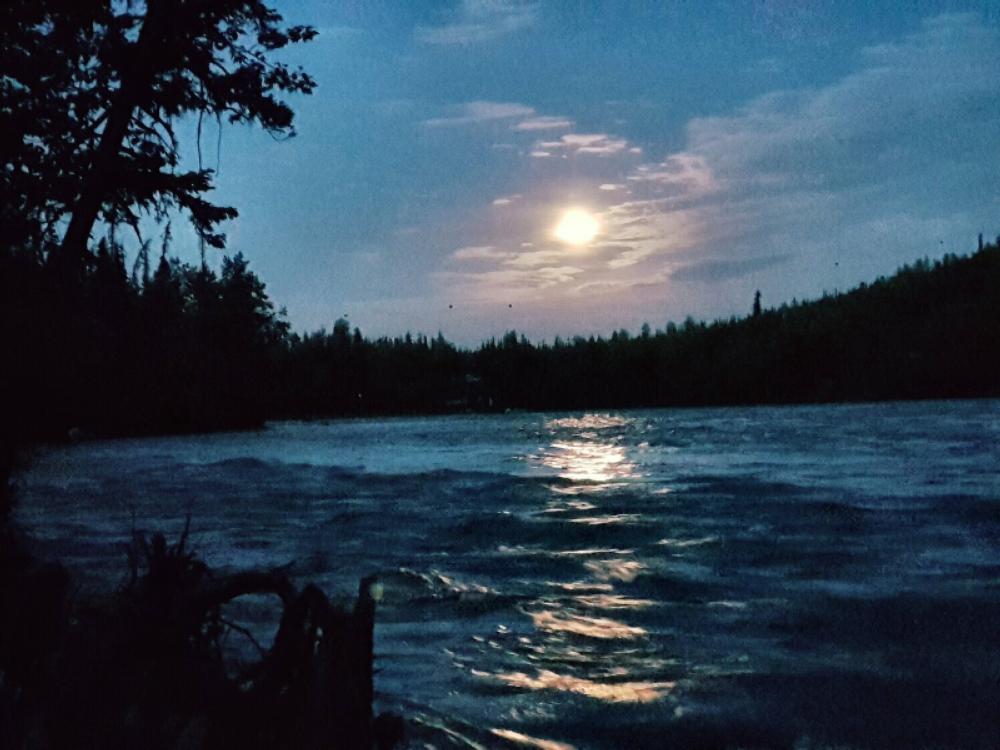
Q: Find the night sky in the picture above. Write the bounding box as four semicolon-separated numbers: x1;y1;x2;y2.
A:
176;1;1000;344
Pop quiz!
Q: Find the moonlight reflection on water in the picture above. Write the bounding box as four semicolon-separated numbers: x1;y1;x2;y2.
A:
17;401;1000;748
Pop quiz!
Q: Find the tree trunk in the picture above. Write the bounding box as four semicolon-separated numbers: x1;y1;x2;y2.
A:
58;0;171;258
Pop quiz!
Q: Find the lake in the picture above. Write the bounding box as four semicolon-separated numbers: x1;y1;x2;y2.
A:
16;400;1000;749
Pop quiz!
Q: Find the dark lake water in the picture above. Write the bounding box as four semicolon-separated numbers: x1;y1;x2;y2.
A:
16;401;1000;749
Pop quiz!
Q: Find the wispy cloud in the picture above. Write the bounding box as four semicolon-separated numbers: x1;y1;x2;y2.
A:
451;245;512;261
670;254;791;283
514;115;574;131
597;13;1000;278
438;265;586;297
573;270;671;296
684;13;1000;200
492;194;522;206
626;154;718;196
423;100;535;127
536;133;635;156
504;249;569;268
598;200;707;270
415;0;538;45
434;13;1000;331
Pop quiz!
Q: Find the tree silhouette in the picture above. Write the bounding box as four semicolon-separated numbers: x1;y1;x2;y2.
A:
2;0;316;261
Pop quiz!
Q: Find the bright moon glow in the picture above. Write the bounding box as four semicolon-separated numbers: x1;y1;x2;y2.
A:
554;208;599;245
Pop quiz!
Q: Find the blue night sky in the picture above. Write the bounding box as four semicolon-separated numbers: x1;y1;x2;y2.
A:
177;1;1000;344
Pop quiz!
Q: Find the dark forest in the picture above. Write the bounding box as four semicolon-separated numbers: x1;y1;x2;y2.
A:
4;236;1000;444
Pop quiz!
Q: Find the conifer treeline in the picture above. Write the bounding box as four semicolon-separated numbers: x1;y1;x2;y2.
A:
280;241;1000;416
4;239;999;441
3;243;287;439
473;245;1000;410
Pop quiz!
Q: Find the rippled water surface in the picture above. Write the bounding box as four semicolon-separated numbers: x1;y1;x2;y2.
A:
17;401;1000;749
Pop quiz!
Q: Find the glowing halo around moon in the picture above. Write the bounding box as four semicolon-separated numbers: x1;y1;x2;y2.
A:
553;208;599;245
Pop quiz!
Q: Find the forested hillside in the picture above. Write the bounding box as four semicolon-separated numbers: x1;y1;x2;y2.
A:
6;237;997;442
280;241;1000;415
466;243;1000;410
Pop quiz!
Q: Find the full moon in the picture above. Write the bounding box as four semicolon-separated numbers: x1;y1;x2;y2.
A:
553;208;599;245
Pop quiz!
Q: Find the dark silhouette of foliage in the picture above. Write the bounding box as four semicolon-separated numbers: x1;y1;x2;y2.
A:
1;0;315;261
2;520;385;750
2;241;291;439
273;240;1000;417
3;237;998;442
0;6;412;749
1;0;314;436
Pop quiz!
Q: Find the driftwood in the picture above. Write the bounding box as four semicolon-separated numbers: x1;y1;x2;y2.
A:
0;522;398;750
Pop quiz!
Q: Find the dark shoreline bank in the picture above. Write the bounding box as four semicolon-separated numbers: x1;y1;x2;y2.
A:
6;241;999;446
